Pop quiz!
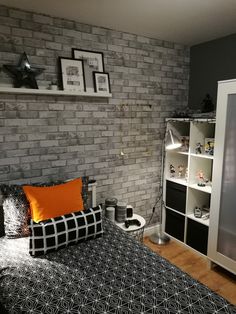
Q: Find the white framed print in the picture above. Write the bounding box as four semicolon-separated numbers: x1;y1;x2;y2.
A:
93;72;111;95
59;57;85;92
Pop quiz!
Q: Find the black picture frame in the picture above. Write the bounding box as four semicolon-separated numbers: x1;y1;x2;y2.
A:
93;71;111;94
59;57;86;92
72;48;105;93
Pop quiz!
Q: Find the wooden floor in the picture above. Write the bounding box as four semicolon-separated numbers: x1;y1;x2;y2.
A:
144;237;236;305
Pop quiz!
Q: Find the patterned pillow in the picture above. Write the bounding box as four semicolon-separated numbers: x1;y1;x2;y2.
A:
0;185;30;238
29;205;103;257
0;177;89;239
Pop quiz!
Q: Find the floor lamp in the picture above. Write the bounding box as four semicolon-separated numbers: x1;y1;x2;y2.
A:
150;129;182;245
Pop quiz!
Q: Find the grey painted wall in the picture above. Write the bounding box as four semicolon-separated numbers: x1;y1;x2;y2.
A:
0;5;189;221
188;33;236;109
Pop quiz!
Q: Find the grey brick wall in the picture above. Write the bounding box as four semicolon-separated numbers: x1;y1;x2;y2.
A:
0;5;189;222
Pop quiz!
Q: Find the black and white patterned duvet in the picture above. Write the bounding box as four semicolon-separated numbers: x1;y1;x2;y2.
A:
0;219;235;314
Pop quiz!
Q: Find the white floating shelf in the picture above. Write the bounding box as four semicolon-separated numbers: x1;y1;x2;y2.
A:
187;213;209;226
166;177;188;186
189;183;212;194
0;86;112;98
190;153;214;160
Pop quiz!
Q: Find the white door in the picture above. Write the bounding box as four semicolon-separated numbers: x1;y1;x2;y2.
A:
208;79;236;274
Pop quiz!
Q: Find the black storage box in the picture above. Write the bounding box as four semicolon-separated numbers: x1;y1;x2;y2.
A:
165;208;185;241
186;219;209;255
166;181;186;213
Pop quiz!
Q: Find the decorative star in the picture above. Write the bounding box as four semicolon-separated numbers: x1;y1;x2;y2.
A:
3;52;44;89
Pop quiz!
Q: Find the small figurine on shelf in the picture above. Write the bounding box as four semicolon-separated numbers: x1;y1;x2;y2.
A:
178;164;184;178
195;142;203;154
180;136;189;152
170;164;175;177
194;207;202;218
204;138;214;155
196;169;208;187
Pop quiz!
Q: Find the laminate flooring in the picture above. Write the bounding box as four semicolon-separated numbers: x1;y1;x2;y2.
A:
144;237;236;305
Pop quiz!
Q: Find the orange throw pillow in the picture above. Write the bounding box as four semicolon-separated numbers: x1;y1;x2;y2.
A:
23;178;84;223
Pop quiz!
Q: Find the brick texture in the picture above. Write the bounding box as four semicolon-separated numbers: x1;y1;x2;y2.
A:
0;5;190;222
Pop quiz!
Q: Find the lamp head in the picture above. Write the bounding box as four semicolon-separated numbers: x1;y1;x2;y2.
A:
165;129;181;150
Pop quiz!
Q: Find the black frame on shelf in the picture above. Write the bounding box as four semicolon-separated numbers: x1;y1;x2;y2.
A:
93;71;111;94
72;48;105;93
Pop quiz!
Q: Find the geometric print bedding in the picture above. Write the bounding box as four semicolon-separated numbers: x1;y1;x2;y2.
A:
29;205;103;256
0;219;236;314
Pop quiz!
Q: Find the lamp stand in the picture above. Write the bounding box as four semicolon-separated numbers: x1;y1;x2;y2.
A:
149;200;170;245
149;137;170;245
149;230;170;245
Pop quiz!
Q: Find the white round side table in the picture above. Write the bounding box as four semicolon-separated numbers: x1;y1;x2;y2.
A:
115;213;146;242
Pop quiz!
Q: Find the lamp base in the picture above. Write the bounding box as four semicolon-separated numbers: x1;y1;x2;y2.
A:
149;232;170;245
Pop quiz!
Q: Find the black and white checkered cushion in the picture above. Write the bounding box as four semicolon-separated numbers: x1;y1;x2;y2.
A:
29;205;103;257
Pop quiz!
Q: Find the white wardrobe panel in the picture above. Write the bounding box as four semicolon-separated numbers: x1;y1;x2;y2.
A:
217;95;236;261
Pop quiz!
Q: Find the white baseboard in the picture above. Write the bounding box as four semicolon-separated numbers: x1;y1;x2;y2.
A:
144;224;160;236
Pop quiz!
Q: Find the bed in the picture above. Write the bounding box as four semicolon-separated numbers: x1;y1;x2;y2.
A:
0;180;236;313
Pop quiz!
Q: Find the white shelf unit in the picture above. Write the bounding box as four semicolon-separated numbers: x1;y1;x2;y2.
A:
0;86;112;98
163;118;215;256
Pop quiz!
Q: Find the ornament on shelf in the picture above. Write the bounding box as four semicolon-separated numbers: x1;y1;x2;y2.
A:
196;169;208;187
194;205;210;220
178;164;184;178
204;138;214;155
180;136;189;152
169;164;175;177
201;93;214;113
3;52;44;89
49;78;58;90
194;207;202;218
195;142;203;154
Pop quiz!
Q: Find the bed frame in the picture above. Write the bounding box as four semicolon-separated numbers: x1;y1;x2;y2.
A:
88;181;97;207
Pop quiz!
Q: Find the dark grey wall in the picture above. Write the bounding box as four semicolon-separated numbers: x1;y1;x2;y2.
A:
188;34;236;109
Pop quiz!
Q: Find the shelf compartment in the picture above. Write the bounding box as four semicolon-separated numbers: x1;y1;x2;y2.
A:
165;208;185;242
187;213;209;227
186;188;210;225
190;121;215;155
188;155;213;189
166;181;186;213
186;218;209;255
165;150;188;183
167;120;190;140
190;153;213;160
0;86;112;98
189;183;212;194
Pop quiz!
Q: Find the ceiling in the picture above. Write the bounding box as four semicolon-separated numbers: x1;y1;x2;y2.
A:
1;0;236;45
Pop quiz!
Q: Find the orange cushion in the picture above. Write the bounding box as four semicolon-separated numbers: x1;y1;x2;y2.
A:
23;178;84;223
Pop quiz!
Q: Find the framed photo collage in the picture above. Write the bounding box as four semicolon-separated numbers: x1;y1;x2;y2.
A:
59;49;110;95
